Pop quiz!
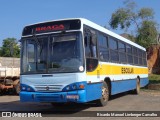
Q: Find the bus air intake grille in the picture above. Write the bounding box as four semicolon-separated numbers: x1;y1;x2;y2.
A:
34;85;63;92
36;94;61;102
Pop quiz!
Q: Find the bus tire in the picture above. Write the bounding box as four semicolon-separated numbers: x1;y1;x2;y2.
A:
96;82;109;106
133;78;140;94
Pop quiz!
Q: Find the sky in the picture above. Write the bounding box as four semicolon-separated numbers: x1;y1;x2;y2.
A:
0;0;159;46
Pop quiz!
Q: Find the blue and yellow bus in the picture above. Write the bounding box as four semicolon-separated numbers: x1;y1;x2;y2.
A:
20;18;148;106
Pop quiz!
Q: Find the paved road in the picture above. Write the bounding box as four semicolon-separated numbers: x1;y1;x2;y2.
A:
0;90;160;119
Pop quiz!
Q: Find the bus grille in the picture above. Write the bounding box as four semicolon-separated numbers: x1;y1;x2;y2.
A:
36;94;61;102
34;85;63;92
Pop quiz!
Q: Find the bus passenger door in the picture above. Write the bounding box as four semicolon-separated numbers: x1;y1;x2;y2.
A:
84;28;102;101
84;28;100;83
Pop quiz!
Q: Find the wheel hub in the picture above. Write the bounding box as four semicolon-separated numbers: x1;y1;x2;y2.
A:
102;87;108;102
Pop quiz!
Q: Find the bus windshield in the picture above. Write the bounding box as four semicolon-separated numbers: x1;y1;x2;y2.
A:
21;32;84;74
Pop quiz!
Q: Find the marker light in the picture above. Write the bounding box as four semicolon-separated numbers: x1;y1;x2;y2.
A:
79;84;85;89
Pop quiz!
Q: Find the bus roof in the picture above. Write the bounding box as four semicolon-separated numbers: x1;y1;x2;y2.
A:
80;18;146;51
24;18;146;51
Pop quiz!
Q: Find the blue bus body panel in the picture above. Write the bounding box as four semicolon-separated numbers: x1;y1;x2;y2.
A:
20;82;102;103
140;78;149;87
111;78;149;95
20;77;149;103
86;83;102;101
20;91;86;103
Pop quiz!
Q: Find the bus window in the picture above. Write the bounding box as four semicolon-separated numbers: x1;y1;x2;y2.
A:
126;45;133;64
109;37;119;62
27;43;35;63
84;28;98;71
84;35;91;57
84;36;97;58
84;30;97;58
118;42;126;63
133;47;138;65
143;51;147;66
90;35;97;58
27;42;36;71
98;33;109;61
138;49;143;65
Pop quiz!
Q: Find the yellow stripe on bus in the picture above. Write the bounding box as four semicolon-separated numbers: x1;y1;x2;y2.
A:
86;64;148;75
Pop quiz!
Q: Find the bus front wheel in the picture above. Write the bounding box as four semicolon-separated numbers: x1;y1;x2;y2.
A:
96;82;109;106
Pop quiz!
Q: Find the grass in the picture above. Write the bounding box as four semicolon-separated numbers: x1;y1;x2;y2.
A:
148;74;160;84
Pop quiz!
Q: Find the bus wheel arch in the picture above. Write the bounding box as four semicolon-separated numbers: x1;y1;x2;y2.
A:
133;76;140;94
95;77;111;106
104;77;111;96
137;76;140;81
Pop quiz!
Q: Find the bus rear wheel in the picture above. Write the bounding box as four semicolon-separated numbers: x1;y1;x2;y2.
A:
96;82;109;106
133;78;140;94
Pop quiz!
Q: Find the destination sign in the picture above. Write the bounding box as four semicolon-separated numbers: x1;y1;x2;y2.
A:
22;19;81;36
35;24;65;32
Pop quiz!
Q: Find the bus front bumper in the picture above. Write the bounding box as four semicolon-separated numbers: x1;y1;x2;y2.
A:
20;90;87;103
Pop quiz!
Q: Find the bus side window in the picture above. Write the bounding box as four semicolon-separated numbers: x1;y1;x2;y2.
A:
84;29;98;72
84;34;97;58
84;35;91;57
90;35;97;58
98;33;109;62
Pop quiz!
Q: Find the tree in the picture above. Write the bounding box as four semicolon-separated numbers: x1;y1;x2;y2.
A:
0;38;20;57
109;0;158;48
136;21;158;48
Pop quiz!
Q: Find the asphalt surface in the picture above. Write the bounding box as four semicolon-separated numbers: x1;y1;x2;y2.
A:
0;90;160;120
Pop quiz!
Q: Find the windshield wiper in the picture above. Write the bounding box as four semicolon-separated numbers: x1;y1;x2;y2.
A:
32;33;43;56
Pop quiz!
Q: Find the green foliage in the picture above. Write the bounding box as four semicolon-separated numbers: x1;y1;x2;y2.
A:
138;8;154;20
110;8;131;29
109;0;159;48
136;21;158;48
110;0;139;30
149;74;160;84
0;38;20;58
121;33;136;42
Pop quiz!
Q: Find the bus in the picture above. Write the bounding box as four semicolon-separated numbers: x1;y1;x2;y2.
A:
20;18;148;106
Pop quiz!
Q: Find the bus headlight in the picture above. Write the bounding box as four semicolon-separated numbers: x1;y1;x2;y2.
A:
66;86;70;91
62;82;86;92
21;86;26;91
72;84;77;90
20;84;35;92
